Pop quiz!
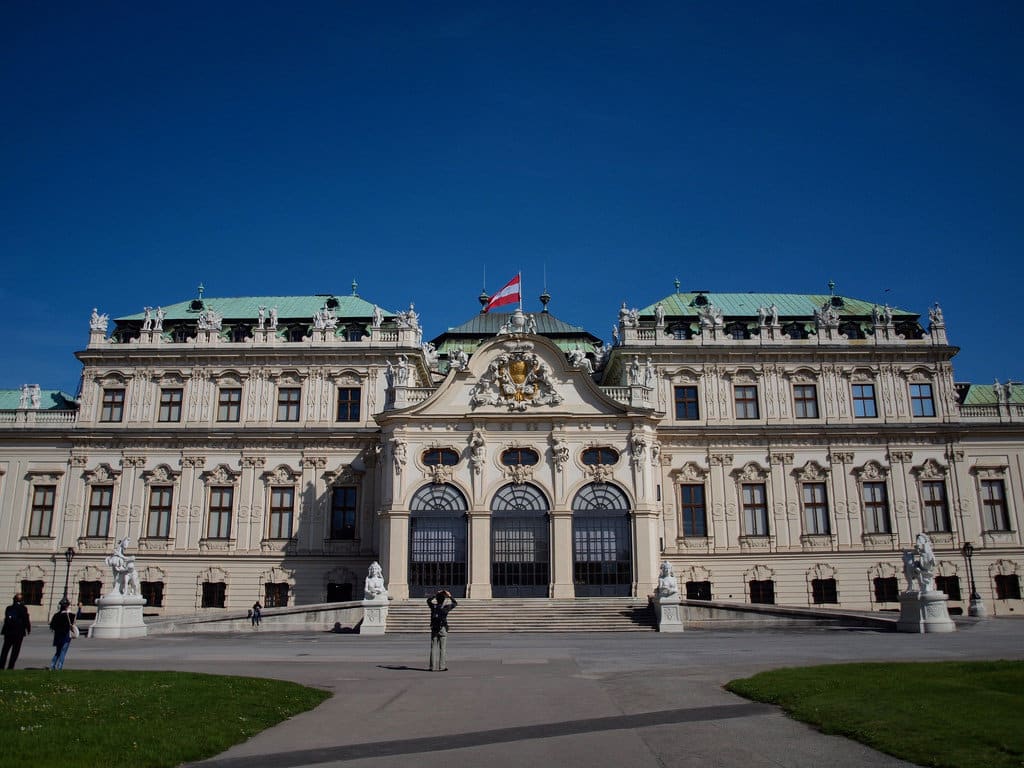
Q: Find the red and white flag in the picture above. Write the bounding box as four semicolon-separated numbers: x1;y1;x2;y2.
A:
483;274;521;312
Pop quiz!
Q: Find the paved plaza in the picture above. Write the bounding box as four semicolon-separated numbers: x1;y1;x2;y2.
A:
14;620;1024;768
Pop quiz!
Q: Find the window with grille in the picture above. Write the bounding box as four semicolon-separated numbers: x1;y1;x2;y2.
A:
147;486;173;538
158;388;183;422
87;486;113;538
141;581;164;607
680;484;707;537
29;485;56;537
749;579;775;604
501;447;540;466
581;447;619;466
20;580;44;605
423;448;460;466
100;388;125;422
78;580;102;606
811;578;838;604
201;582;226;608
934;575;961;600
995;574;1021;600
862;482;891;533
207;487;233;539
264;582;289;607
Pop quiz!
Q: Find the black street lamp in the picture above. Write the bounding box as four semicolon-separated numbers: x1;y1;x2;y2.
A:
961;541;986;618
62;547;75;603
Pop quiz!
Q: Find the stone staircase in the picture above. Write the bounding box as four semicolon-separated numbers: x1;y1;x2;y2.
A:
385;597;656;633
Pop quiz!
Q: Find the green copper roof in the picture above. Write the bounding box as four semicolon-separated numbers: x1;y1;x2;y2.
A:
431;310;603;360
639;293;916;319
117;295;394;323
960;383;1024;405
0;390;77;410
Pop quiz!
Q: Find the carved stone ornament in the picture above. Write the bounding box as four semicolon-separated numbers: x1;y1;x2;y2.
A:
586;464;615;483
142;465;179;484
506;464;534;485
427;464;454;485
731;462;768;482
263;465;298;485
469;343;564;412
855;461;888;481
672;462;708;483
794;461;829;483
912;459;948;481
202;464;239;486
83;464;119;484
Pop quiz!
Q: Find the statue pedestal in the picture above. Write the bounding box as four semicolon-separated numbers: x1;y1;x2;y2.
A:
361;599;389;635
90;594;148;639
896;590;956;633
653;596;684;633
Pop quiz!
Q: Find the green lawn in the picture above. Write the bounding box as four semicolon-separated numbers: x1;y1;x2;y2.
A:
0;670;331;768
727;661;1024;768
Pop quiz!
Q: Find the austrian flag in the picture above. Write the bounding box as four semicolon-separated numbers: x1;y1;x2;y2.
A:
483;274;522;312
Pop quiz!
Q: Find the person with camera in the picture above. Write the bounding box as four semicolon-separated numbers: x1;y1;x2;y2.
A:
426;589;457;671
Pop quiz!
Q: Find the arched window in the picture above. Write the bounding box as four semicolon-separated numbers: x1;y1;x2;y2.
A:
408;484;468;598
422;448;459;467
410;483;467;512
491;483;548;512
501;448;539;467
572;483;630;511
581;447;619;466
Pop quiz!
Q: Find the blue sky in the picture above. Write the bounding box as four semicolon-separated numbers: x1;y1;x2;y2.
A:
2;2;1021;393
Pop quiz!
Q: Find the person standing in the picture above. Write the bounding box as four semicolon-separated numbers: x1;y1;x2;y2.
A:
48;599;76;671
427;590;457;671
251;601;262;628
1;592;31;669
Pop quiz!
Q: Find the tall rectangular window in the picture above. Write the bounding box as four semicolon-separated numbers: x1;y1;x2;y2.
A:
158;389;183;422
674;386;699;420
802;483;830;535
336;388;361;422
862;482;891;533
793;384;819;419
742;483;769;536
277;388;301;422
921;481;951;532
330;487;357;539
100;388;125;422
852;384;877;418
86;486;113;537
680;484;707;537
29;485;56;537
217;388;241;422
981;480;1010;531
268;487;294;539
147;486;173;538
20;580;44;605
207;487;234;539
910;383;936;417
201;582;226;608
734;385;759;419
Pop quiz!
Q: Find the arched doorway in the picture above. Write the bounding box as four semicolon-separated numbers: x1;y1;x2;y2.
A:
408;484;468;598
572;483;633;597
491;483;550;598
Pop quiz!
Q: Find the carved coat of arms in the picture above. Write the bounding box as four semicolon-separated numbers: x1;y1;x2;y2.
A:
470;344;563;412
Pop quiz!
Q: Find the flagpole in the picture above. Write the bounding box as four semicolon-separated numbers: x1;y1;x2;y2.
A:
519;271;523;312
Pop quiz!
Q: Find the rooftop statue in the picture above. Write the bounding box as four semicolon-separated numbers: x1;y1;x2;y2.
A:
142;306;153;331
153;307;165;332
89;308;109;333
372;305;384;328
448;348;469;372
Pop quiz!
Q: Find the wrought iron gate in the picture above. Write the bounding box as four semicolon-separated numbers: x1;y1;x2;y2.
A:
408;484;468;598
572;484;633;597
490;483;550;598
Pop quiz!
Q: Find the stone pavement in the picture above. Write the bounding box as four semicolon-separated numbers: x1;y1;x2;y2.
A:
14;620;1024;767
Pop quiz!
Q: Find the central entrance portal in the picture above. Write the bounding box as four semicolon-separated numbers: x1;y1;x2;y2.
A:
491;483;550;598
408;483;468;598
572;483;633;597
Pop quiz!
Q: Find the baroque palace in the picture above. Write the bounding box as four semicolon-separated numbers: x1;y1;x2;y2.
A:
1;283;1022;622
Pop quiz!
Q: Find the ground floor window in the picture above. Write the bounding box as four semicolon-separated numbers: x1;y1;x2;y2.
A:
141;581;164;607
749;579;775;604
20;580;44;605
326;582;353;602
873;576;899;603
811;578;838;604
264;582;289;607
995;574;1021;600
934;575;961;601
202;581;226;608
78;580;102;606
685;580;712;600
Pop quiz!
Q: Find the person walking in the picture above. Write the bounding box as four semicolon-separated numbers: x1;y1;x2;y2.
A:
48;599;77;671
1;592;31;669
427;589;457;671
251;601;262;628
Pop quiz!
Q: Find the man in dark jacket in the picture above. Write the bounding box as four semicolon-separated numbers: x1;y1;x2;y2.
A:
1;593;32;669
427;590;457;671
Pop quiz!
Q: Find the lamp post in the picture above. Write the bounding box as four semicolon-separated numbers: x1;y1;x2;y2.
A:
961;542;986;618
62;547;75;603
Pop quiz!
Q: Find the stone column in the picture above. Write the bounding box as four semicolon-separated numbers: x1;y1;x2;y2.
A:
633;510;659;597
468;510;492;599
550;509;575;598
829;452;855;548
122;456;147;543
709;453;733;551
380;510;410;600
890;450;915;545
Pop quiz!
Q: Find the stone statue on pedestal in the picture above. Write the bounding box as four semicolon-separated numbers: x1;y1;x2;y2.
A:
363;561;388;602
896;532;955;634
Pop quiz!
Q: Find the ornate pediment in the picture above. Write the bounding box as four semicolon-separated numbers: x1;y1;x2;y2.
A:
262;465;299;485
671;461;708;483
201;464;240;486
469;342;564;412
142;464;179;485
731;462;768;483
854;460;888;481
83;463;120;484
912;459;948;481
794;461;829;483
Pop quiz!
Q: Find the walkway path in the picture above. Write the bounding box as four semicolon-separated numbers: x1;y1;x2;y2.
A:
16;620;1024;767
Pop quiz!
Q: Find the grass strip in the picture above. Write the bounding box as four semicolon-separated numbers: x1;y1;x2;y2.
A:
727;660;1024;768
0;670;330;768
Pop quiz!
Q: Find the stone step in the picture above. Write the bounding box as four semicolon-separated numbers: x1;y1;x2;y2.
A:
385;598;656;633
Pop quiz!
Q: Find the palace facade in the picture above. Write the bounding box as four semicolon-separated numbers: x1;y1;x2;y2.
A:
1;287;1022;621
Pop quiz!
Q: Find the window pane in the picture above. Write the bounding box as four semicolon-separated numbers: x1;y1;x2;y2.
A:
735;386;759;419
30;485;56;537
981;480;1010;531
100;389;125;422
742;484;768;535
803;483;830;535
87;486;113;537
208;487;233;538
862;482;891;533
277;388;301;421
921;481;950;532
680;484;706;537
331;486;358;539
337;387;361;422
794;384;819;419
674;386;699;420
158;389;183;422
269;487;294;539
217;389;241;421
147;486;173;538
853;384;877;418
910;383;935;417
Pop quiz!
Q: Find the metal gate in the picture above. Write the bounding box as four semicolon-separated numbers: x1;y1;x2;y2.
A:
572;483;633;597
491;483;550;598
408;484;468;598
